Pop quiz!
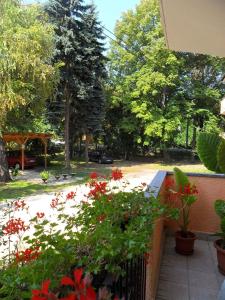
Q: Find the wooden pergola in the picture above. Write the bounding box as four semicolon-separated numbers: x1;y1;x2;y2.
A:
2;133;51;171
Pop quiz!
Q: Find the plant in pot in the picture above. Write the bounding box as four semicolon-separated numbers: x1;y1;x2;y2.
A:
54;171;60;180
166;167;198;255
214;199;225;275
40;170;50;183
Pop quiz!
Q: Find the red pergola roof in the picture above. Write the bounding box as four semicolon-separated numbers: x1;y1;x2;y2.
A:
3;132;51;144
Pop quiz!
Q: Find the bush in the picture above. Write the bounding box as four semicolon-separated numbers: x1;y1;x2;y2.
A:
163;148;194;162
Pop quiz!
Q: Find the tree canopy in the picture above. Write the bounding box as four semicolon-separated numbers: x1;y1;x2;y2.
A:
0;0;59;128
0;0;59;181
105;0;225;157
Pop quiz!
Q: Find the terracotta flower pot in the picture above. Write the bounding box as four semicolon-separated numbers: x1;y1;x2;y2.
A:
214;239;225;275
175;231;196;255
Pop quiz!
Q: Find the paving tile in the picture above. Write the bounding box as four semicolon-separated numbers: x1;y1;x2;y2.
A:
187;255;215;272
159;265;188;285
189;286;218;300
162;253;187;269
157;280;189;300
216;269;225;287
157;238;221;299
209;241;219;265
188;269;219;290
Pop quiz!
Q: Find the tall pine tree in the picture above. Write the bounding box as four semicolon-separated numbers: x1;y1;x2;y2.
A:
46;0;106;167
69;3;107;162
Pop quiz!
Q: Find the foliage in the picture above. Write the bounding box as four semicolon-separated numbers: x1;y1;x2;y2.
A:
105;0;225;156
215;200;225;249
40;170;50;181
0;170;169;299
0;0;59;182
0;0;59;126
197;132;225;173
11;164;20;177
197;132;222;172
165;168;198;236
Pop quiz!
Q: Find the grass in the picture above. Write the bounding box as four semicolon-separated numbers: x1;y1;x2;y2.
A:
144;162;212;174
0;178;86;201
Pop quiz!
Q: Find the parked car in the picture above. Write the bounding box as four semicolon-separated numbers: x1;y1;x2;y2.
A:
88;151;113;164
6;150;37;169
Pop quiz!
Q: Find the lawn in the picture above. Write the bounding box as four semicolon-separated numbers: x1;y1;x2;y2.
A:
0;159;212;201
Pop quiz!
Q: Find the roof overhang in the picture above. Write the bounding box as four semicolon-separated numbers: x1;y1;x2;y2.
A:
159;0;225;58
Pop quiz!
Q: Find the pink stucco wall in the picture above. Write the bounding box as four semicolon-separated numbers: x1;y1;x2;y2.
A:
165;174;225;234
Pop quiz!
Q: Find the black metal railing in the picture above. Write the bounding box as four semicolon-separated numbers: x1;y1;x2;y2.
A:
111;256;146;300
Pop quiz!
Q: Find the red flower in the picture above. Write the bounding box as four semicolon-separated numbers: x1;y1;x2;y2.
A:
61;268;96;300
36;212;45;219
183;183;191;195
14;199;27;211
164;178;175;189
3;218;28;235
66;191;76;200
32;279;57;300
15;246;41;264
111;169;123;181
88;182;107;199
50;198;59;209
89;172;98;180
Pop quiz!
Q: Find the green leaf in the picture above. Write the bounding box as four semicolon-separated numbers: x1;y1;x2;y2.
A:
173;167;189;190
217;139;225;173
197;132;222;172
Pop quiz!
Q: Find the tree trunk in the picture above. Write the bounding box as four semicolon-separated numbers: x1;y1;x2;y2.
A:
84;134;89;165
185;119;190;148
64;87;71;171
191;126;197;149
0;138;11;182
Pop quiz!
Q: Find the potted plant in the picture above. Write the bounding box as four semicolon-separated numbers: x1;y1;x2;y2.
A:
214;199;225;275
62;173;68;180
40;170;50;183
54;171;60;180
167;167;198;255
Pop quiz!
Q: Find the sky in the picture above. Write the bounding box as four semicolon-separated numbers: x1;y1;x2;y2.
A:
22;0;139;33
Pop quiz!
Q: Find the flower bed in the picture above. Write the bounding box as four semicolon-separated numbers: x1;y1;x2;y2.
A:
0;170;168;299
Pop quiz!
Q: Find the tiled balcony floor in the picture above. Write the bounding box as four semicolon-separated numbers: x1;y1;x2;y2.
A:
156;237;225;300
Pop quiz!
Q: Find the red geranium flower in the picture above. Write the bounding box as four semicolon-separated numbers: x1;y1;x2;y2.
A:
3;218;28;235
164;178;175;189
111;169;123;181
61;268;96;300
66;191;76;200
36;212;45;219
14;199;27;211
88;182;107;199
50;198;59;209
32;279;57;300
15;246;41;264
89;172;98;180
